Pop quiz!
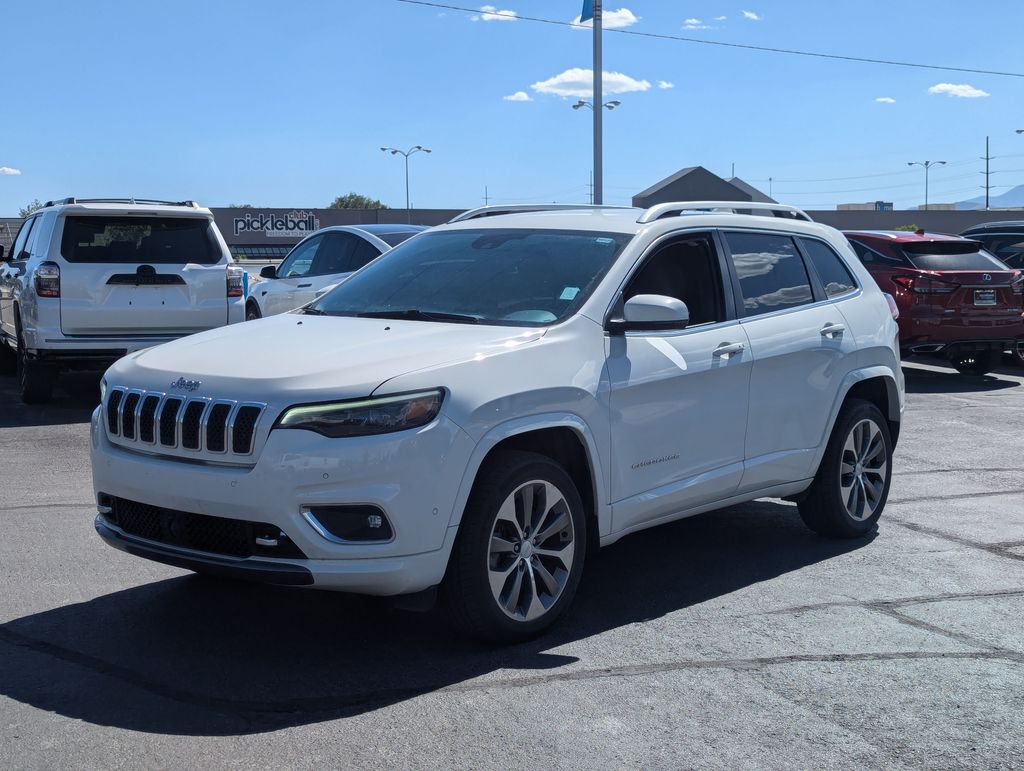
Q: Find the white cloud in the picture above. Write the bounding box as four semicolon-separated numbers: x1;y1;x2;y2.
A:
713;15;727;21
503;90;532;101
471;5;516;22
531;67;652;98
658;80;675;89
683;16;712;29
571;8;639;29
927;82;990;98
875;97;896;103
742;10;761;20
0;167;21;176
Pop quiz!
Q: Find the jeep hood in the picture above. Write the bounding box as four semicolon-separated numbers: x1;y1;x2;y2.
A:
108;313;545;402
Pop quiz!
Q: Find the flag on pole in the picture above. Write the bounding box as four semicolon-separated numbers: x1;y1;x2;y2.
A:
580;0;594;22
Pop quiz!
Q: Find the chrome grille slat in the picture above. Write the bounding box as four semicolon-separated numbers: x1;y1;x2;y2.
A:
103;386;265;462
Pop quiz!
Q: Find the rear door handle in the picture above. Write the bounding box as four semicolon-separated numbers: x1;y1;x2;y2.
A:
713;342;745;357
820;322;845;338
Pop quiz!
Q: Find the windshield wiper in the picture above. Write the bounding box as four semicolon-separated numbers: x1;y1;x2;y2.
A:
301;306;326;315
355;309;479;324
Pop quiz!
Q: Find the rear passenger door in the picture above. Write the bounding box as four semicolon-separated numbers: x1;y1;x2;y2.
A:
721;230;860;492
0;215;36;339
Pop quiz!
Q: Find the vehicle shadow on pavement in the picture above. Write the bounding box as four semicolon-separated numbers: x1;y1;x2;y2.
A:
0;373;100;428
901;363;1021;395
0;501;872;736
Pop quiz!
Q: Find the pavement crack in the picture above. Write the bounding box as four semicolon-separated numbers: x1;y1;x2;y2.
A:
776;588;1024;615
888;489;1024;506
887;518;1024;563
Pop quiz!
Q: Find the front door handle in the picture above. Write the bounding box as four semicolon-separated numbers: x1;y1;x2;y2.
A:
820;322;845;338
713;342;745;357
297;283;312;288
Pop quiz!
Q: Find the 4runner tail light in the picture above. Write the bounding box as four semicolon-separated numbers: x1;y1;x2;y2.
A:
891;275;957;294
226;265;244;298
34;262;60;298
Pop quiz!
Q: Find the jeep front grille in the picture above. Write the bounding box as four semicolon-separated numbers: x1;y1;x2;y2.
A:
105;387;266;458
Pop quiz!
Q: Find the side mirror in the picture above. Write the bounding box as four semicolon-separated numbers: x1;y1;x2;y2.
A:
260;265;277;279
608;294;690;333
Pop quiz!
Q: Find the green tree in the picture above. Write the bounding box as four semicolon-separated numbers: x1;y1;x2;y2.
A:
893;224;921;232
19;199;43;217
228;203;254;208
327;192;388;210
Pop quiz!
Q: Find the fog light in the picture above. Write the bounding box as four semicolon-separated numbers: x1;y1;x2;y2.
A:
302;505;393;543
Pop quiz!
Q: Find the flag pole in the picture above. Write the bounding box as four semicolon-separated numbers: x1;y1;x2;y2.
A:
592;0;603;205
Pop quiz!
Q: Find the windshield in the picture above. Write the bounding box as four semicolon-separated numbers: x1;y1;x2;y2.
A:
901;241;1007;271
310;228;631;326
60;216;219;264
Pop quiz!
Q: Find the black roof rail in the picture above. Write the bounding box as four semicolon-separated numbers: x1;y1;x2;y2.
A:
42;197;199;208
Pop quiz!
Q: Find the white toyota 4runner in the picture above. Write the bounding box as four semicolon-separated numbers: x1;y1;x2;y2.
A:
91;202;904;642
0;198;244;403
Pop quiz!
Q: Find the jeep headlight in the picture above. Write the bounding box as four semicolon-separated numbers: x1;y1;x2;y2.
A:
274;389;445;438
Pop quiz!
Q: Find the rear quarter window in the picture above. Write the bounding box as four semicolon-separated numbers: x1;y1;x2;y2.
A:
60;216;220;264
800;238;857;298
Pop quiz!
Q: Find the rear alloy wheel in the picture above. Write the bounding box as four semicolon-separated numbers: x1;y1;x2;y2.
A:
799;399;892;538
951;350;1001;376
443;450;587;642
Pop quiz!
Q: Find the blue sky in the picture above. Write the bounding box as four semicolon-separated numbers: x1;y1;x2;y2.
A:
2;0;1023;214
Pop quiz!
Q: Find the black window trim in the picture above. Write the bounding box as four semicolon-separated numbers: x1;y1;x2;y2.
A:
794;235;860;302
603;228;738;335
717;227;823;321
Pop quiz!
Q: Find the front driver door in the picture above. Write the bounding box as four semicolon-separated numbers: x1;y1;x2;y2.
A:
606;231;752;536
258;234;324;316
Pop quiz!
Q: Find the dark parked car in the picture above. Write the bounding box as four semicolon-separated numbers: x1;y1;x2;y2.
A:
845;230;1024;373
960;221;1024;270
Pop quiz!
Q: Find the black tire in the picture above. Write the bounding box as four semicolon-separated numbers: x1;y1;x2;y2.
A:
0;340;15;375
442;450;587;643
1011;343;1024;368
951;350;1000;376
245;301;262;321
15;325;54;404
798;399;893;538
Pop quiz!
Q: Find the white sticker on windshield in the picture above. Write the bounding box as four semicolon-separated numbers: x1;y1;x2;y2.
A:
560;286;580;301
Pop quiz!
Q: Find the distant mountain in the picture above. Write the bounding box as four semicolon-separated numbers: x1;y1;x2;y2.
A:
957;184;1024;210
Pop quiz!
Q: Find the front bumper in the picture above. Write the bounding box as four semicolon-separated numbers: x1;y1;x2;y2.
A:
90;407;476;595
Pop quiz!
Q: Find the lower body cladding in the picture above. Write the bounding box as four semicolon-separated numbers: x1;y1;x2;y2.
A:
90;407;477;595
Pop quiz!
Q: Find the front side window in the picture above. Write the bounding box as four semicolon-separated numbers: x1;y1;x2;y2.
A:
800;238;857;298
277;235;323;278
309;233;359;275
60;216;219;264
311;228;631;326
624;233;724;326
725;232;814;316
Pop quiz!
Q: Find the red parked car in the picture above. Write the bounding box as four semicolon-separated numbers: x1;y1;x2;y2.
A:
844;230;1024;375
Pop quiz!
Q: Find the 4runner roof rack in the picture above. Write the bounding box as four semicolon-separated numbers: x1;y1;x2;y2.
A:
449;203;633;223
42;197;200;208
637;201;812;224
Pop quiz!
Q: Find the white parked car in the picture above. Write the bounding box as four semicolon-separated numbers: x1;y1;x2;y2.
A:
91;202;904;642
245;224;427;319
0;198;244;403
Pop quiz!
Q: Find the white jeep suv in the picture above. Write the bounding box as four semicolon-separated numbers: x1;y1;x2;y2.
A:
0;198;244;403
90;202;904;642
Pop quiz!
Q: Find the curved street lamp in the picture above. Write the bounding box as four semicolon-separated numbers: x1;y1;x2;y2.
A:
572;99;621;111
380;145;432;222
907;160;946;211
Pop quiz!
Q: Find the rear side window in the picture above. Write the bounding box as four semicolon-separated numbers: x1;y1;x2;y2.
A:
800;238;857;298
900;241;1006;271
377;231;419;247
10;216;36;261
60;216;219;264
724;232;814;316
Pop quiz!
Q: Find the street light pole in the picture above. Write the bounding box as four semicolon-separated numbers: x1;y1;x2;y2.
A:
592;0;603;205
380;145;432;223
573;99;619;202
907;160;946;211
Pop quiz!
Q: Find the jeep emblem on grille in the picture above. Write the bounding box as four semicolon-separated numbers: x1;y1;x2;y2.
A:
170;377;202;392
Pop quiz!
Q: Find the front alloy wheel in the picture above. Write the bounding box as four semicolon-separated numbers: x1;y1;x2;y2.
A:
488;480;576;622
444;450;587;642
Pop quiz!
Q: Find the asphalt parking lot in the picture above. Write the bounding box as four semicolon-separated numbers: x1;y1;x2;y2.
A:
1;359;1023;769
